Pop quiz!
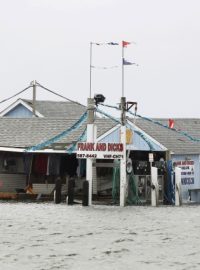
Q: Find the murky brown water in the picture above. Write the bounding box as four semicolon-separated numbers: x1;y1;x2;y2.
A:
0;202;200;270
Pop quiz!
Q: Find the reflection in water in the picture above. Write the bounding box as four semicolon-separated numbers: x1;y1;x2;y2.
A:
0;202;200;270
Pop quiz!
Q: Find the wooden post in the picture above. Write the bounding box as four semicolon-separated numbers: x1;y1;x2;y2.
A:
32;80;37;117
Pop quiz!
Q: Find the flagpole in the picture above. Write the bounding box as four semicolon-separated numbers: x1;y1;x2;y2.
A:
120;40;126;206
122;41;124;97
89;42;92;98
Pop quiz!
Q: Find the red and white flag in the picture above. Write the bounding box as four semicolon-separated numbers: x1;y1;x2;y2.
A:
168;119;174;129
122;40;131;47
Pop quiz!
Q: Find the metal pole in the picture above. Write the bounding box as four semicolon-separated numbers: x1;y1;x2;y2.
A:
89;42;92;98
122;42;124;97
120;97;126;126
32;80;36;117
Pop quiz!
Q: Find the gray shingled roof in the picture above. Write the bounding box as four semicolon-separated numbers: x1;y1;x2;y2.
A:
22;99;86;118
0;117;116;149
134;118;200;155
1;108;200;155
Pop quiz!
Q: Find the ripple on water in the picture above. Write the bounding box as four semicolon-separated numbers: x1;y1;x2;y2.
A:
1;203;200;270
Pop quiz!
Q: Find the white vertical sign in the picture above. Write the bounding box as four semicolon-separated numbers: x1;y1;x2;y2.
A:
175;167;182;206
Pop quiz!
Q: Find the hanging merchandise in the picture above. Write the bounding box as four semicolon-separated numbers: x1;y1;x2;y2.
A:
23;154;33;175
112;160;140;205
60;155;78;178
48;154;60;176
126;171;141;205
76;159;86;178
32;154;48;175
164;160;175;205
112;160;120;204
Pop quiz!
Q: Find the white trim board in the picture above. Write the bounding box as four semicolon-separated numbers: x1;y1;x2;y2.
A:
96;124;120;142
0;146;69;153
0;99;44;118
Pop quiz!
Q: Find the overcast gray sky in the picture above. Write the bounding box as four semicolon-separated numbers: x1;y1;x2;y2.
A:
0;0;200;118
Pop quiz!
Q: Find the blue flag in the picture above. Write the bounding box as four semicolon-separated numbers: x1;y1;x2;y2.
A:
107;42;119;45
123;58;138;66
93;42;119;46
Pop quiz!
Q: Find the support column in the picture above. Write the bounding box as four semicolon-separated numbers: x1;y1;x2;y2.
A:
151;167;159;206
120;97;127;207
92;125;97;195
86;98;95;206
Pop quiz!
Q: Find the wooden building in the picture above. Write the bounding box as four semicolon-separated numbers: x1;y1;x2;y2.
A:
0;98;200;203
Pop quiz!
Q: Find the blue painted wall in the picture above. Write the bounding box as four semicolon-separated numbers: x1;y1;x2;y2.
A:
99;126;164;151
99;128;120;144
172;154;200;202
4;104;33;118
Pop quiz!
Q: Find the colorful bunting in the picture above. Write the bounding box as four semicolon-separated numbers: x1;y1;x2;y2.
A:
93;42;119;46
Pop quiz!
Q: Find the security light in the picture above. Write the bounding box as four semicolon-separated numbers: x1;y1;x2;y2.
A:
94;94;105;106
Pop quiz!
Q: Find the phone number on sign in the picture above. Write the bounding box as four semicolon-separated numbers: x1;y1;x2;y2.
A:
76;153;124;159
76;153;97;158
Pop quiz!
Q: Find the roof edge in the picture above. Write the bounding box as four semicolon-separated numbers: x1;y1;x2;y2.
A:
0;99;44;118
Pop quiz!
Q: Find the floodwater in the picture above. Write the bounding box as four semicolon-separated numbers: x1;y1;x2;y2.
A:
0;203;200;270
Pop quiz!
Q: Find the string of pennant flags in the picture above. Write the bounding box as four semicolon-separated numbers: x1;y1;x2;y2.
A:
92;41;136;46
91;65;119;69
92;42;119;46
91;40;138;68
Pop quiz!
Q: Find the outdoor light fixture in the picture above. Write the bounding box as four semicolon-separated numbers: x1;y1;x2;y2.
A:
94;94;105;106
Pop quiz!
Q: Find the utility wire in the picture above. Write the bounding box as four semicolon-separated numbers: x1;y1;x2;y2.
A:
0;85;32;105
36;82;85;107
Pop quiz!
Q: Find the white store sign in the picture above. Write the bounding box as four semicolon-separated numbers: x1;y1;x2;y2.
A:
174;160;194;185
76;142;124;159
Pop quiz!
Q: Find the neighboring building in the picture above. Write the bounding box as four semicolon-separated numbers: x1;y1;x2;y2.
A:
132;118;200;202
0;98;86;118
